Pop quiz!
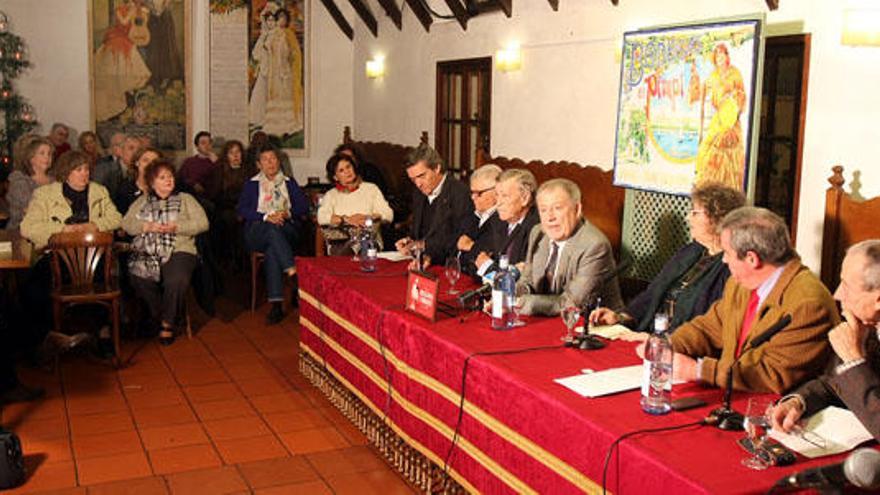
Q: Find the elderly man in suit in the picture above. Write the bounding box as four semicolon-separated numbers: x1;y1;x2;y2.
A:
457;164;502;275
770;239;880;440
395;145;473;267
94;132;136;205
667;207;837;394
516;178;622;316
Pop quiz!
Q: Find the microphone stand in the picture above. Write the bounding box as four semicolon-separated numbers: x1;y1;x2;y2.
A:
709;361;744;431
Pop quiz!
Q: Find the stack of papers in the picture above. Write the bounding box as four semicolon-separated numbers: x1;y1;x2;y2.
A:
377;251;411;262
587;324;646;341
556;365;687;398
770;406;874;458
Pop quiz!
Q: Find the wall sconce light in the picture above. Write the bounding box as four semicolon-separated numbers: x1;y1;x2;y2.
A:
842;9;880;46
495;43;522;72
366;55;385;79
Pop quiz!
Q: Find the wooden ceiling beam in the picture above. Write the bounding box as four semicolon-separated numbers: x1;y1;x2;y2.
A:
376;0;403;29
547;0;558;11
766;0;779;10
610;0;618;5
404;0;433;32
347;0;379;37
497;0;512;17
443;0;469;30
318;0;354;40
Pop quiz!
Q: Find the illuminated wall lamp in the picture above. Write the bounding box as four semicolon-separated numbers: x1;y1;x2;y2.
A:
495;44;522;72
366;56;385;78
842;9;880;46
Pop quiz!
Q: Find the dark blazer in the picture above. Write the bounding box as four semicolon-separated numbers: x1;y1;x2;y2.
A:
236;175;309;228
792;329;880;441
470;207;540;276
410;175;473;265
626;242;729;333
459;211;502;275
93;155;127;204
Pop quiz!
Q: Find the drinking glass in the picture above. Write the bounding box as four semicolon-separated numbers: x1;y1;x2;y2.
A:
742;397;775;470
511;296;526;327
560;304;580;344
444;255;461;295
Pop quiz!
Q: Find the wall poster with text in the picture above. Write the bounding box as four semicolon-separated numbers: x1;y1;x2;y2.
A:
90;0;189;151
613;19;762;195
209;0;307;153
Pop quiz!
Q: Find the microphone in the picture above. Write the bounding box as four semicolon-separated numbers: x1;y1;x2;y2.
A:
458;266;521;307
707;314;791;431
772;448;880;491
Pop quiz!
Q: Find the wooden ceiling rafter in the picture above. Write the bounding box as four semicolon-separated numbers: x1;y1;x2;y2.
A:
496;0;512;17
318;0;354;40
547;0;558;11
376;0;403;29
766;0;779;10
404;0;434;32
347;0;379;37
443;0;470;30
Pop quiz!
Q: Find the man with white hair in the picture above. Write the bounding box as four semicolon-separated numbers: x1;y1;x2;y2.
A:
457;164;502;275
48;122;71;161
516;178;622;316
770;240;880;441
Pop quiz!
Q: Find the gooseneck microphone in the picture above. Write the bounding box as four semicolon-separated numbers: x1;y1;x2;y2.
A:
771;448;880;492
707;314;792;431
457;266;521;307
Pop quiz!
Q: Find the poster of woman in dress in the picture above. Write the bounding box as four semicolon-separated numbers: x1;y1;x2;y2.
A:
248;0;306;150
91;0;188;150
613;20;761;195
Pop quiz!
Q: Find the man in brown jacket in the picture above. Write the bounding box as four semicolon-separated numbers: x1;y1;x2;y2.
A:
770;240;880;440
664;207;838;394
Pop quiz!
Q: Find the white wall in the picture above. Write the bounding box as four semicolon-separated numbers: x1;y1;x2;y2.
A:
4;0;354;182
351;0;880;273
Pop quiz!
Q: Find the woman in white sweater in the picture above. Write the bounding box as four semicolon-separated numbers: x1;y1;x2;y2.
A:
316;153;392;252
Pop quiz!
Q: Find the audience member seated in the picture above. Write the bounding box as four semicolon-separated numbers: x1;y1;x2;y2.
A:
213;139;252;263
247;131;293;178
334;142;390;200
770;240;880;440
666;207;837;394
48;122;71;161
5;137;55;231
116;147;163;215
394;145;473;267
237;145;309;325
472;168;540;277
20;151;123;348
316;153;393;254
123;161;209;345
590;183;745;333
179;131;218;202
515;178;623;316
456;164;502;275
78;130;103;169
95;133;138;205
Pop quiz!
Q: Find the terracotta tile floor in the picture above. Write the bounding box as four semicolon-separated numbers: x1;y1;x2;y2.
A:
0;296;417;494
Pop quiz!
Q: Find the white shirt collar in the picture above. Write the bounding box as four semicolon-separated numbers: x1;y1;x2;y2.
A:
427;174;447;204
755;265;785;308
476;207;496;228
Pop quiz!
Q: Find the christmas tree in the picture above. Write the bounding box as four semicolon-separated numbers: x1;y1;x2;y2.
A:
0;11;38;177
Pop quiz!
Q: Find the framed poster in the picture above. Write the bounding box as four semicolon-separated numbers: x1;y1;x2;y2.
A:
89;0;190;151
405;270;439;322
613;19;762;195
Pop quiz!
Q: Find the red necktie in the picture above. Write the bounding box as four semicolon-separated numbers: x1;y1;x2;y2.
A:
736;290;760;357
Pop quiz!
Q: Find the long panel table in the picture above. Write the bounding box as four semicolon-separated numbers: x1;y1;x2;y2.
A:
297;256;850;494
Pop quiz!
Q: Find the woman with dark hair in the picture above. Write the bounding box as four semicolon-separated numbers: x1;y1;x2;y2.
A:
590;182;746;333
115;146;163;214
123;160;208;345
214;140;252;262
333;143;388;198
317;153;392;253
78;131;103;169
237;145;308;324
6;137;55;230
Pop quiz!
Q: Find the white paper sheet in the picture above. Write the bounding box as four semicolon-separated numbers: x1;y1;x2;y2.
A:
555;365;645;398
377;251;411;262
770;406;874;458
586;324;646;341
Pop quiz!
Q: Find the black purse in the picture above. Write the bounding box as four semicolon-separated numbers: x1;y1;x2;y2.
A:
0;427;24;489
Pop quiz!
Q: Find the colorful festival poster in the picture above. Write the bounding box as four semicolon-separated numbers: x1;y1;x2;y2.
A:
613;20;762;195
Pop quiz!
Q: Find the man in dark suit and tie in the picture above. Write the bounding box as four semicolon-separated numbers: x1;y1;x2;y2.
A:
457;164;503;275
472;168;540;277
395;145;473;267
516;178;622;316
93;133;137;206
770;239;880;440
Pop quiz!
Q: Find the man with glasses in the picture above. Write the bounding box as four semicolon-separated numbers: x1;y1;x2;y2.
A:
457;164;502;275
770;240;880;441
395;145;473;267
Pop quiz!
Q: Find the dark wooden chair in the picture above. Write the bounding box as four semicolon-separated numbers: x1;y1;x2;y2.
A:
820;165;880;290
48;231;121;366
250;251;296;312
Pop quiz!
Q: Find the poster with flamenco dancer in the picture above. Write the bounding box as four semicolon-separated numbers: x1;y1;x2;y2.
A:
613;19;762;195
90;0;189;151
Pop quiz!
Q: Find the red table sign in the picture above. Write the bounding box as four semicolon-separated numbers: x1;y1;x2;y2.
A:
406;270;439;321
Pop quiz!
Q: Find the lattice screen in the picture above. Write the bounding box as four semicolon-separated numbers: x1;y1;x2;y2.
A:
621;189;693;281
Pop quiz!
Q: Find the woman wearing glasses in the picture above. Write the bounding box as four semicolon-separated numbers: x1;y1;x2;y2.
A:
590;182;745;333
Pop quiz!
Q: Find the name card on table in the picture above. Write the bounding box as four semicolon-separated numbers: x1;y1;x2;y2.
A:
405;270;439;322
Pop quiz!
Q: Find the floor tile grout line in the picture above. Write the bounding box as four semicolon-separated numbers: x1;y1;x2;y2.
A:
57;358;80;488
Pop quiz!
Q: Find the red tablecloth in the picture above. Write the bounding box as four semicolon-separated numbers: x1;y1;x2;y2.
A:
297;257;850;494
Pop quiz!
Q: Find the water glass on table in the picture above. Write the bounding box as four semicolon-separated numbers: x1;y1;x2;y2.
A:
742;396;775;470
560;304;580;344
444;255;461;295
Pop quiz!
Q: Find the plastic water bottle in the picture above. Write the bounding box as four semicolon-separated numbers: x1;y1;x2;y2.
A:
491;256;516;330
360;218;378;273
640;313;673;415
